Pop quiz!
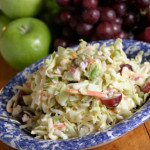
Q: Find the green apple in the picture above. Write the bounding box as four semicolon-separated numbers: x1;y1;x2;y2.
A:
0;17;51;70
0;0;43;19
0;12;11;35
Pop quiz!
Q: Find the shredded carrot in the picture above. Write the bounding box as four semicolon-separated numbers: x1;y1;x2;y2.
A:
66;88;107;98
98;99;102;104
111;109;119;114
40;91;45;101
8;106;13;113
53;123;66;128
66;88;80;93
68;65;75;70
89;57;96;64
62;57;67;61
39;65;43;70
123;96;127;101
105;65;109;70
70;53;76;58
26;82;31;88
41;91;45;96
86;90;108;98
127;72;144;79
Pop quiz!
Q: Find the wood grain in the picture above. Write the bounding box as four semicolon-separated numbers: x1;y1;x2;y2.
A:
0;54;150;150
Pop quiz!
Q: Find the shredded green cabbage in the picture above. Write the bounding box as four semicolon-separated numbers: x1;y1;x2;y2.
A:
7;38;150;140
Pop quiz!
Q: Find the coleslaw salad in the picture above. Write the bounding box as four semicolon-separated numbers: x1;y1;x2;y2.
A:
6;39;150;140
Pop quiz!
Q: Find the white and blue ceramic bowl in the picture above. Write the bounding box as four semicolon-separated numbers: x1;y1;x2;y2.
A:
0;39;150;150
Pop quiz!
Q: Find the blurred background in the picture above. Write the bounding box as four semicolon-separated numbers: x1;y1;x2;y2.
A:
0;0;150;70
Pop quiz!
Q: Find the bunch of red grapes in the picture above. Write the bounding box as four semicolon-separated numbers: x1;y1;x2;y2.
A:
54;0;150;48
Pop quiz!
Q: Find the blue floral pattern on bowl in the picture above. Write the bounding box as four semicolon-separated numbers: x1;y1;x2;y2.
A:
0;39;150;150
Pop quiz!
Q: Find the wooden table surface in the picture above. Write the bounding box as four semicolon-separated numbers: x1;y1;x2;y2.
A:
0;54;150;150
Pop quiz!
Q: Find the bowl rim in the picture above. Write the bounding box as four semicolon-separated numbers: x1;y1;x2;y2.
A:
0;39;150;150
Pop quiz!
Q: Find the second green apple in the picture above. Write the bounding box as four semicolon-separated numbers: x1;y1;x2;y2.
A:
0;0;42;18
0;17;51;70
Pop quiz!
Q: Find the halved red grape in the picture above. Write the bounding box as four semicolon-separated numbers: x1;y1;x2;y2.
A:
101;94;122;108
119;64;133;74
19;110;35;122
141;78;150;93
17;90;27;106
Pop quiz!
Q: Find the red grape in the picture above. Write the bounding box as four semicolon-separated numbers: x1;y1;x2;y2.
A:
82;8;100;24
73;0;82;5
60;11;72;25
115;30;127;39
112;22;121;36
54;38;68;49
113;3;127;16
141;82;150;93
100;7;116;22
69;15;82;29
19;110;35;122
17;90;27;106
56;0;71;7
101;94;122;108
141;78;150;93
91;33;99;41
144;27;150;42
147;12;150;23
138;15;149;31
123;12;136;28
53;0;150;46
82;0;98;9
136;32;145;41
114;0;127;3
54;13;62;25
96;22;113;39
77;22;94;37
119;64;133;74
62;27;74;38
114;17;123;24
137;0;150;9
